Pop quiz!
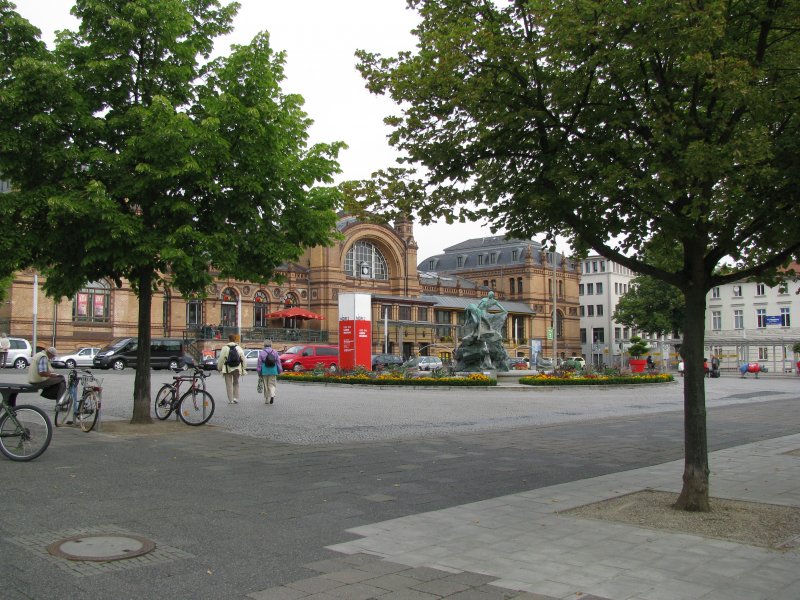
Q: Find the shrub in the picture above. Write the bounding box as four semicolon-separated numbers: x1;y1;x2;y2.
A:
627;336;651;358
519;373;673;386
278;371;496;386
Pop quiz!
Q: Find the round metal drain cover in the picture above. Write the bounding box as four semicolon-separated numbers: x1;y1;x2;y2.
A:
47;534;156;562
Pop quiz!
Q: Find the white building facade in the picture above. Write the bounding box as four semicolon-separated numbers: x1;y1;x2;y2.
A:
578;255;636;367
705;268;799;373
578;255;684;369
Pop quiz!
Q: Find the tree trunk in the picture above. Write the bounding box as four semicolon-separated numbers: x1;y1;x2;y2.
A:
131;267;153;424
674;283;710;511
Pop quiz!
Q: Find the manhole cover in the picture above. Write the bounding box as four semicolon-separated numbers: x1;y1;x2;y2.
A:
47;534;156;562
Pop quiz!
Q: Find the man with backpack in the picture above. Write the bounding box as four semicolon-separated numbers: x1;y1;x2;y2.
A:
257;340;283;405
217;334;246;404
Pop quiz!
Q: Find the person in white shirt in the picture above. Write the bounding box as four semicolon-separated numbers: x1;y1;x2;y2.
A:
216;335;246;404
0;333;10;369
28;346;67;403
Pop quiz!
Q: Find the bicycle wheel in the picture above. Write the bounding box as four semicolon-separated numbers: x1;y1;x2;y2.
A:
77;391;100;432
54;399;73;427
154;385;174;420
177;388;215;426
0;405;53;461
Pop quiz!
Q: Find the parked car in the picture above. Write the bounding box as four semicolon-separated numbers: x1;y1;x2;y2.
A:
93;337;185;370
244;349;262;370
4;337;33;370
280;344;339;372
403;356;443;371
535;356;555;373
563;356;586;369
507;357;530;370
51;347;100;369
372;354;404;370
201;352;218;371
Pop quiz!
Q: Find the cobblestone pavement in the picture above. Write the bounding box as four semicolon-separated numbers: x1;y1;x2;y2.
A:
0;369;798;599
1;368;797;443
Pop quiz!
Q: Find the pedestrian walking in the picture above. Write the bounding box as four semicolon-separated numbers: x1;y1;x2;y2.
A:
257;340;283;405
217;334;245;404
0;332;9;369
710;354;721;378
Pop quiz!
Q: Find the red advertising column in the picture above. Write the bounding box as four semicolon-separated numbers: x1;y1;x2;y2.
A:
338;293;372;371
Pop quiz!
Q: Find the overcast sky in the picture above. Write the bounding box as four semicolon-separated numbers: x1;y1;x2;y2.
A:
15;0;509;261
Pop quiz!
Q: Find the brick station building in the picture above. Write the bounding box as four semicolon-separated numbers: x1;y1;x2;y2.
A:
1;215;581;363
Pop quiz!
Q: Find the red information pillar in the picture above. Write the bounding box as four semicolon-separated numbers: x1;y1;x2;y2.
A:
338;293;372;371
338;319;372;371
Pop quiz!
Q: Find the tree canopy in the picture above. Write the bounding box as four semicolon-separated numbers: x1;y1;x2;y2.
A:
0;0;344;421
614;276;685;337
354;0;800;510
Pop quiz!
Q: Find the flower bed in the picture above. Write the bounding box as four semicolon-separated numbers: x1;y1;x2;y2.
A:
278;372;496;386
519;373;673;386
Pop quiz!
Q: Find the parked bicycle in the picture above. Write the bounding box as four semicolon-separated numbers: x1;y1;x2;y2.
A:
0;387;53;461
154;364;214;426
54;368;103;432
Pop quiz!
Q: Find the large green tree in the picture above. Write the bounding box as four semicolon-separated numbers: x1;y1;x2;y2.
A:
354;0;800;510
0;0;344;423
614;276;685;337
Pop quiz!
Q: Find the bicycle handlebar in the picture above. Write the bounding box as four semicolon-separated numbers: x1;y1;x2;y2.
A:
171;366;210;380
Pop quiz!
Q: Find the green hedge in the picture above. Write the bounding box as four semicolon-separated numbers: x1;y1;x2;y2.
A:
519;374;674;386
278;374;497;386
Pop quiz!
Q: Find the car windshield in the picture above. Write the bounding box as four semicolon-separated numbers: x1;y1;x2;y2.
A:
284;346;303;354
99;339;131;352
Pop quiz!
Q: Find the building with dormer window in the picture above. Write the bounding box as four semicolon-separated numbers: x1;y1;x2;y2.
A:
417;236;581;361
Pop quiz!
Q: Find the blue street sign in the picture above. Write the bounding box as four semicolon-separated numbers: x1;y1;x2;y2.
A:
764;316;783;325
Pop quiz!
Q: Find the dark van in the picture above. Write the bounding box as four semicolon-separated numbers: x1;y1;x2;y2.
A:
279;344;339;372
93;337;184;371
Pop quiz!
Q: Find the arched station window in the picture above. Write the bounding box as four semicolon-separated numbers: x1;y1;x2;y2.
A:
344;240;388;280
253;291;269;327
220;287;238;328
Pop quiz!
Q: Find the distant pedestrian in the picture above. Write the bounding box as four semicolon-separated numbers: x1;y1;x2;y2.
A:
710;354;720;378
0;332;9;369
678;360;684;377
646;355;655;371
217;334;245;404
257;340;283;405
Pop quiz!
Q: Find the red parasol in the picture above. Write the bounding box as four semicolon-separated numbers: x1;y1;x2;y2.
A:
264;307;324;320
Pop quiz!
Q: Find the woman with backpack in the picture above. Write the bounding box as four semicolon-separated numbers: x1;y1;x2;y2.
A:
217;334;246;404
257;340;283;404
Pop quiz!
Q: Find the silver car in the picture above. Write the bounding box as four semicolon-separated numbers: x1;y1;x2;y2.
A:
244;349;261;370
52;347;101;369
4;337;33;370
403;356;444;371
